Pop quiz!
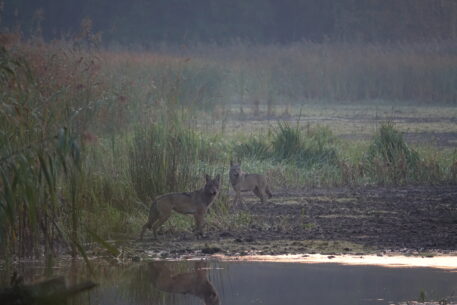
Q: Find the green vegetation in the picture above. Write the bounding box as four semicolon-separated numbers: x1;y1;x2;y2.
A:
364;122;421;184
1;37;457;261
129;121;216;201
234;123;339;168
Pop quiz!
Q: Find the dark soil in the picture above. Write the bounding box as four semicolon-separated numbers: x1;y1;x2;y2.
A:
133;185;457;259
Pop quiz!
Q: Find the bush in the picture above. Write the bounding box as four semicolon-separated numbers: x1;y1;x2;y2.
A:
271;122;339;167
364;122;421;184
300;126;339;167
271;122;302;160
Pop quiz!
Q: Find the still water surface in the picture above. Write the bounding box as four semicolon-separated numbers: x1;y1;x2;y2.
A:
3;260;457;305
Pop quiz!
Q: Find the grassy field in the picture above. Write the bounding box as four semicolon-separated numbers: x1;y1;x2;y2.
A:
219;104;457;136
1;38;457;261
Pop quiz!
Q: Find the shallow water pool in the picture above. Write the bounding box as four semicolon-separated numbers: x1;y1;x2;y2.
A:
2;260;457;305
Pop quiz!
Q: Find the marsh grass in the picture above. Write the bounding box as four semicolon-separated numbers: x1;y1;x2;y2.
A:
236;121;456;188
364;122;421;184
0;41;131;260
271;123;303;160
130;122;198;201
234;122;339;169
233;137;271;160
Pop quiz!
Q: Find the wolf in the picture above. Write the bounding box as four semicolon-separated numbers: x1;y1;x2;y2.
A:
148;261;220;305
140;174;220;240
229;160;272;205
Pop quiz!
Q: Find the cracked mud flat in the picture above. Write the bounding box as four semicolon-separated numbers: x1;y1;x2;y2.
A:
133;185;457;260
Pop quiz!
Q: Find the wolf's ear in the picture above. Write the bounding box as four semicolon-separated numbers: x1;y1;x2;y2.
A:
215;174;221;185
230;160;233;166
205;174;211;183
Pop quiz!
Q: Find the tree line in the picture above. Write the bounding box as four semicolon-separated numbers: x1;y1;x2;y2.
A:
2;0;457;45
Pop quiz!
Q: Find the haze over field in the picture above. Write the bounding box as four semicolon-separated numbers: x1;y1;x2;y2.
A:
2;0;457;44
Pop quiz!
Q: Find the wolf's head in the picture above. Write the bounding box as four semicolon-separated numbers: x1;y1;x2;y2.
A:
229;160;242;181
204;174;220;198
203;283;220;305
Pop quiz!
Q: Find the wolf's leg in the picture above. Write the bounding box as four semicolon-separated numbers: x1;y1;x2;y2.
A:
194;211;206;237
140;217;160;240
151;209;171;239
260;190;267;203
253;186;262;198
265;184;273;198
253;186;267;203
253;186;260;198
140;223;149;241
234;189;243;206
140;201;159;240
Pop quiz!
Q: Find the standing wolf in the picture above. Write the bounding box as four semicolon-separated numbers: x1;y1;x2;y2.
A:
229;160;272;205
140;174;220;240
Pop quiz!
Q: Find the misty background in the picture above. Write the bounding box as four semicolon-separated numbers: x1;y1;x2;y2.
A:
2;0;457;45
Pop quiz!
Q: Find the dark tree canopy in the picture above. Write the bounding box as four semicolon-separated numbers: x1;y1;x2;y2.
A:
2;0;457;45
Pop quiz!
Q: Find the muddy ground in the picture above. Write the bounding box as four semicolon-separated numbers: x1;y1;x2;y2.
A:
132;185;457;260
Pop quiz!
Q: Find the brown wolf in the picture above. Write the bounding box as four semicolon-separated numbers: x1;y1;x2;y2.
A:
229;160;272;205
148;261;220;305
140;174;220;240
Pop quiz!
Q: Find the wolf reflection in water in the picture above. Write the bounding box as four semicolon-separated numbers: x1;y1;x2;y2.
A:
148;261;220;305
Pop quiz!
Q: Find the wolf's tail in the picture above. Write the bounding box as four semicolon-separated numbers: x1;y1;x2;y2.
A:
265;185;273;198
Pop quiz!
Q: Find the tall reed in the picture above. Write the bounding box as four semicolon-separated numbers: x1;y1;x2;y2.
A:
0;41;117;259
129;119;214;201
